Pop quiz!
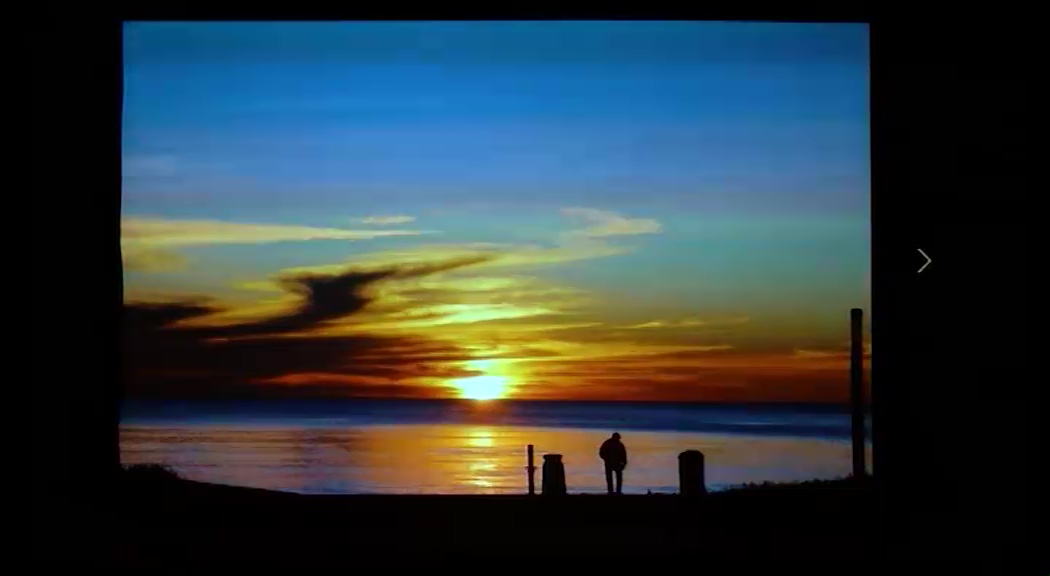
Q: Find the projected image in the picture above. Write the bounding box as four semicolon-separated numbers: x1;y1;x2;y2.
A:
120;21;871;495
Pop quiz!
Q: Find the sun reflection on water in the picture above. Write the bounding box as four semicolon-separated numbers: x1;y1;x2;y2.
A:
121;423;872;495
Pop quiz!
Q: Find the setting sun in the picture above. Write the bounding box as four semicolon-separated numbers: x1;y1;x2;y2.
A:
453;375;507;400
451;359;515;400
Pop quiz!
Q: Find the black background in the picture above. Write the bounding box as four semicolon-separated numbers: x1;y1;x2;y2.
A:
33;7;1030;573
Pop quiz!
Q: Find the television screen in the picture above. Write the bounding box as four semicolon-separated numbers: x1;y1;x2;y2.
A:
120;21;871;495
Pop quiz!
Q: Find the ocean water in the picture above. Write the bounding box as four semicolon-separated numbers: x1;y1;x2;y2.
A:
119;399;873;495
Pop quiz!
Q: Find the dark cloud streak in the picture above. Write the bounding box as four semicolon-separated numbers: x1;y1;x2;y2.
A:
122;257;494;400
215;255;494;338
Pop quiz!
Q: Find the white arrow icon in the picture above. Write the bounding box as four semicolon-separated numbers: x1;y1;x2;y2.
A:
917;248;932;274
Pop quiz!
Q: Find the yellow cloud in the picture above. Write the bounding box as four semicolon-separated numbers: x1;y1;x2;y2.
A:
281;240;629;279
412;276;521;293
177;252;593;336
455;321;604;334
171;293;303;328
233;280;284;292
267;208;659;279
625;316;751;329
345;300;574;333
629;320;669;329
227;263;595;341
121;216;429;248
122;246;188;272
396;275;590;307
383;303;558;329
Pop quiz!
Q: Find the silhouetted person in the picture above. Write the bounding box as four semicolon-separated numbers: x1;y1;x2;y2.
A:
599;432;627;495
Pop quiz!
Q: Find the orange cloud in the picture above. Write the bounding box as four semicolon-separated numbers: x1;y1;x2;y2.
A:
260;372;385;386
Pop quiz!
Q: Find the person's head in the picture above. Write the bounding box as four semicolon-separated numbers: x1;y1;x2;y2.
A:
611;432;621;441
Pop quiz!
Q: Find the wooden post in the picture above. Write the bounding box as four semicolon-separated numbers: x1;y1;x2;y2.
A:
850;308;866;479
526;444;536;495
541;454;566;496
678;450;706;496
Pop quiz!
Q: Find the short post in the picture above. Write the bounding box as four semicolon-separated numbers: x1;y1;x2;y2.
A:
526;444;536;495
850;308;866;479
678;450;706;496
541;454;567;496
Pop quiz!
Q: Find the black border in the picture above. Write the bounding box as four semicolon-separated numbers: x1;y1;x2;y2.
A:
870;17;1031;575
33;10;1030;572
33;16;124;570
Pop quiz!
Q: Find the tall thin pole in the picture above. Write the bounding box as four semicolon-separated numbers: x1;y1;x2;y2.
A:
526;444;536;495
850;308;866;478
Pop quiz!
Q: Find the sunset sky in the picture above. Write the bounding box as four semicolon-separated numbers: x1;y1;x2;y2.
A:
121;21;870;403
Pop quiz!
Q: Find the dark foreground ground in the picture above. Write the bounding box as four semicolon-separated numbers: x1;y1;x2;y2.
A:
114;470;879;572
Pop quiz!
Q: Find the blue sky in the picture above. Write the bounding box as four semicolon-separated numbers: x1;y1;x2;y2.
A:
123;21;868;218
120;22;870;402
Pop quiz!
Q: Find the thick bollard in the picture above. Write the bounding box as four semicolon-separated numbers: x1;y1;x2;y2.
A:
678;450;706;496
541;454;567;496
